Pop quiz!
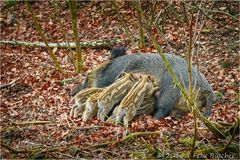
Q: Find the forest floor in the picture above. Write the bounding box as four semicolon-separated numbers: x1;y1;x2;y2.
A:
0;1;239;159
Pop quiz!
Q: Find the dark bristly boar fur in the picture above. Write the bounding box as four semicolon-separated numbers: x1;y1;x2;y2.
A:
109;47;127;60
71;53;215;119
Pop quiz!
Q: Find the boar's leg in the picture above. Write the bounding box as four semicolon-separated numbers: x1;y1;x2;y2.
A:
154;89;179;119
153;72;181;119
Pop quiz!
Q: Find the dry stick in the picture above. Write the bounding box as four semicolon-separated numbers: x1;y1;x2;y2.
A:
3;140;98;157
189;1;212;157
90;131;160;148
193;2;214;46
181;2;188;23
188;2;239;32
137;1;145;48
191;2;239;22
187;3;196;158
68;1;83;73
154;2;171;27
31;148;58;157
164;3;187;49
93;148;117;158
75;126;107;131
25;1;63;73
152;0;188;51
112;1;135;45
1;143;27;154
222;118;239;151
54;152;75;159
56;76;78;85
133;2;226;139
0;78;18;90
186;1;214;157
52;1;75;68
1;142;60;157
193;143;239;155
0;126;18;132
12;120;56;126
0;39;129;49
218;121;235;127
146;3;176;52
149;1;157;23
192;1;212;156
4;121;106;131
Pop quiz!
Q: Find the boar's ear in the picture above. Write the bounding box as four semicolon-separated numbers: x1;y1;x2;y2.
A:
148;75;159;86
146;75;151;81
147;75;153;82
109;47;127;60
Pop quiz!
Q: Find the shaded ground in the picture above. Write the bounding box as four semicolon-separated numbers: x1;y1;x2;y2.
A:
0;1;239;159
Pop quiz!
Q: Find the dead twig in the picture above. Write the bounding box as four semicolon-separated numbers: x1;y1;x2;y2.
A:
193;143;239;155
12;120;56;126
0;79;18;90
90;131;160;148
1;143;27;154
75;126;108;131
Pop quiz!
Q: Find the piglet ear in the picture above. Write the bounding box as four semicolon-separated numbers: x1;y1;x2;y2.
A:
118;72;127;78
143;75;150;82
128;72;136;81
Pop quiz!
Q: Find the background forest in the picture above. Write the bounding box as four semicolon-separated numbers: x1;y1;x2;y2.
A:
0;1;239;159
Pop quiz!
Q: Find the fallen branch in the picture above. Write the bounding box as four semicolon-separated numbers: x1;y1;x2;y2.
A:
0;126;18;132
186;2;239;32
222;118;239;151
218;121;235;127
75;126;107;131
56;76;80;85
0;79;18;90
193;143;239;155
90;141;112;148
1;143;27;154
1;142;60;158
90;131;160;148
31;148;59;159
0;39;130;49
12;120;56;126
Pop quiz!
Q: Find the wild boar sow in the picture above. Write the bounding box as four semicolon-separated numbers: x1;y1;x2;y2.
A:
71;53;215;120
